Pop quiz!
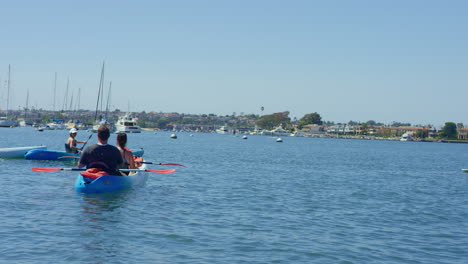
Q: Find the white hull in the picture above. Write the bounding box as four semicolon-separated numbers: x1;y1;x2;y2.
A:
0;145;47;159
0;119;19;127
116;125;142;133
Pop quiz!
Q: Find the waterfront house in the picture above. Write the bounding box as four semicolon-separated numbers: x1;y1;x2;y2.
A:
458;128;468;140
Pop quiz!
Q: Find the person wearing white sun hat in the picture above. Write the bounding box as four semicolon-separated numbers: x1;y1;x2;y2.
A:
65;127;88;153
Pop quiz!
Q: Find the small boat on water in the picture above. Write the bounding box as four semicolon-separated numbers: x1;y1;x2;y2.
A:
0;146;47;159
25;148;145;161
75;163;149;193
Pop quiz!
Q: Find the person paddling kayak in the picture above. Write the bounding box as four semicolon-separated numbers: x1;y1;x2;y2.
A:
78;125;123;175
65;128;87;153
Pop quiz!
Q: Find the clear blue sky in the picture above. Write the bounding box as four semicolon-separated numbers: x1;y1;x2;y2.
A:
0;0;467;126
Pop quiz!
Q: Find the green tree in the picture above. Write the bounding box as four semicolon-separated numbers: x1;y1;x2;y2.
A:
256;111;291;130
298;112;322;129
440;122;458;139
415;129;428;139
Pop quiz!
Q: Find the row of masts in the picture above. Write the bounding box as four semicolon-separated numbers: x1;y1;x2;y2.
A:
52;72;82;113
2;63;112;122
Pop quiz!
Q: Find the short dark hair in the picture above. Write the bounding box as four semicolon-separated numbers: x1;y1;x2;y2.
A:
117;132;127;148
97;125;110;141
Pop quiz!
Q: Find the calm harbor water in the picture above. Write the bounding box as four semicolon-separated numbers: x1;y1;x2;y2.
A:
1;127;468;263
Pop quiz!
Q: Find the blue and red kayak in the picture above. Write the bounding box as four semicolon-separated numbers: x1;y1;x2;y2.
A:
75;164;149;193
25;148;144;161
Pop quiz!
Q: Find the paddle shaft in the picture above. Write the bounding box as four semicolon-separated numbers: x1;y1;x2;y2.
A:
141;162;186;167
32;167;175;174
80;133;93;150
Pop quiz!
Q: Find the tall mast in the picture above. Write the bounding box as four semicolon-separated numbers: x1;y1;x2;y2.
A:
53;72;57;112
69;90;74;112
94;61;105;122
6;64;11;118
77;87;81;111
24;89;29;119
62;77;69;112
105;81;112;120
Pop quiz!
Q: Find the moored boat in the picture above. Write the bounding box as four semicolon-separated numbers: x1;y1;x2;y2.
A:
115;114;142;133
75;163;149;193
0;145;47;159
25;148;144;161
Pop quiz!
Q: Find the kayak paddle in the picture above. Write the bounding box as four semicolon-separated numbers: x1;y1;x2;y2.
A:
56;157;186;168
141;162;186;167
32;167;176;174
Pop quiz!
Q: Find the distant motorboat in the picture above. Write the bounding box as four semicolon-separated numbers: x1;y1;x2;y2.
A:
116;114;142;133
242;135;248;139
262;124;290;137
170;134;177;139
400;133;414;141
276;138;283;143
216;126;228;134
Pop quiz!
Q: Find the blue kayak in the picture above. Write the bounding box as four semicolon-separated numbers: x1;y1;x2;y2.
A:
75;164;149;193
25;148;144;161
25;149;78;161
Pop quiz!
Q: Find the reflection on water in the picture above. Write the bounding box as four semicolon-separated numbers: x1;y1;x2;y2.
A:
79;190;133;222
76;190;135;259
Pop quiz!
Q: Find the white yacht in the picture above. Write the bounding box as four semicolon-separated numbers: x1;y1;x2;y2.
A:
261;124;290;137
216;126;228;134
115;115;141;133
400;133;414;141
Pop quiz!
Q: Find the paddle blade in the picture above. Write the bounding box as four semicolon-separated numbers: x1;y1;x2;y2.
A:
32;167;62;172
146;169;176;174
160;163;186;167
58;156;80;159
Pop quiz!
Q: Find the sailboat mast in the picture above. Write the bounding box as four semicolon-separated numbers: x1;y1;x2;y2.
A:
94;61;105;122
69;91;74;112
105;82;112;120
6;64;10;118
62;77;69;112
77;87;81;111
25;89;29;119
53;72;57;112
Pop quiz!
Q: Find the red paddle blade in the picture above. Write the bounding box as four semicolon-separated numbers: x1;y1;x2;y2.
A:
146;169;176;174
32;167;62;172
160;163;186;167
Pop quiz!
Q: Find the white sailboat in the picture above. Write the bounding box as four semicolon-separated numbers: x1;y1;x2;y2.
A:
0;65;19;127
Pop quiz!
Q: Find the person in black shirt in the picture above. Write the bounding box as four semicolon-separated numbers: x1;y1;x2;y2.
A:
79;125;123;175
